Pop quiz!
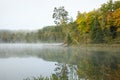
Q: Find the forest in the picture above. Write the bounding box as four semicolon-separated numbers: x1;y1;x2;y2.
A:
0;0;120;46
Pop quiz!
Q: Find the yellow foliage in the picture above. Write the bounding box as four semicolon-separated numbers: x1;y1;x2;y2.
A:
106;11;113;26
112;8;120;27
117;28;120;32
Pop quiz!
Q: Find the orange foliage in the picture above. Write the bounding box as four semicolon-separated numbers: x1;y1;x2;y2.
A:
112;8;120;27
106;11;114;27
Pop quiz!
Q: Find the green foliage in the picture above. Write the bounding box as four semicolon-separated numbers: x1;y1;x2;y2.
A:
0;30;38;43
66;33;72;46
22;47;120;80
0;0;120;44
37;25;65;42
90;16;104;43
53;6;68;25
75;0;120;44
114;1;120;10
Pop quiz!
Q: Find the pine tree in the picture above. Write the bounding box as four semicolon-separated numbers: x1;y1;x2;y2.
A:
90;16;104;43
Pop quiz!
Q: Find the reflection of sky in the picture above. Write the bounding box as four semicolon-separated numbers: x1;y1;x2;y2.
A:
0;57;56;80
0;43;62;80
0;43;120;80
0;0;109;30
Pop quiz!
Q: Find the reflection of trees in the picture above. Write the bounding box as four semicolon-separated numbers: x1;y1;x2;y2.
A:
10;46;120;80
77;51;120;80
54;63;68;80
53;63;78;80
1;44;120;80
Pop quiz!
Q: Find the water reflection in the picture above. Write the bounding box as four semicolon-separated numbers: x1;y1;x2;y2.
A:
53;63;78;80
77;50;120;80
0;43;120;80
50;47;120;80
0;57;56;80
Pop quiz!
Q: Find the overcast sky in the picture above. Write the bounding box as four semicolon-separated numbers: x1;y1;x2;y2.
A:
0;0;110;30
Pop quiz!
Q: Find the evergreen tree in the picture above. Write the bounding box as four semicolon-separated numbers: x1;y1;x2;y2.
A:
90;16;104;43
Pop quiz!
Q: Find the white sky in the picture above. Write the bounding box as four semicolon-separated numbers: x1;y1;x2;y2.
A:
0;0;110;30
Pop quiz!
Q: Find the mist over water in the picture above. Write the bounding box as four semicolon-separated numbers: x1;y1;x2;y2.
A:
0;43;62;80
0;43;63;58
0;43;120;80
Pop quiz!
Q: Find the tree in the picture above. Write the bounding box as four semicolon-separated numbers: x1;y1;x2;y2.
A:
113;0;120;10
52;6;68;25
90;16;104;43
76;12;86;34
100;0;120;40
112;8;120;30
52;6;72;45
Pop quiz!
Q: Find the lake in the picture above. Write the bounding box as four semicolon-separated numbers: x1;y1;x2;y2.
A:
0;43;120;80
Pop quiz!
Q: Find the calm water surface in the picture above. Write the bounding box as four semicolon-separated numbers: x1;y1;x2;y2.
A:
0;43;120;80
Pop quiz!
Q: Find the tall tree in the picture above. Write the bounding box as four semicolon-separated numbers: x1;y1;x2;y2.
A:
52;6;68;25
52;6;72;45
90;16;104;43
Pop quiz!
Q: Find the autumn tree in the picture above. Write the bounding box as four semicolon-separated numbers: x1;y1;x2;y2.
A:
112;8;120;32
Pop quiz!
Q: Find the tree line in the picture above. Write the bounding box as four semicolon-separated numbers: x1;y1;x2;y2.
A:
0;0;120;45
74;0;120;44
51;0;120;45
